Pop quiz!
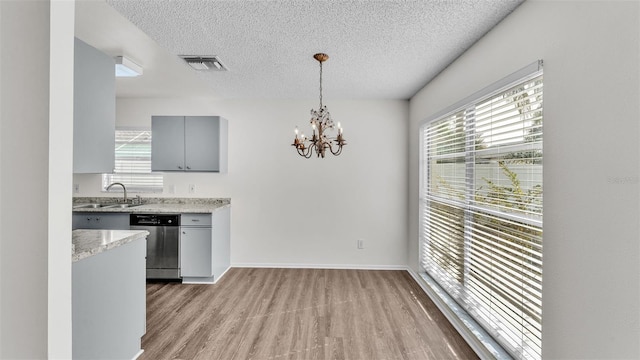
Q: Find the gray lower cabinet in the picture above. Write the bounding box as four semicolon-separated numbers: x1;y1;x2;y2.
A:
73;38;115;173
211;207;231;282
180;209;230;284
72;213;129;230
180;227;212;277
152;115;228;173
180;214;212;280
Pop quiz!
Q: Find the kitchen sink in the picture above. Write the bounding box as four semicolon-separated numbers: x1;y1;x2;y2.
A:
73;203;108;209
102;204;141;209
73;203;142;209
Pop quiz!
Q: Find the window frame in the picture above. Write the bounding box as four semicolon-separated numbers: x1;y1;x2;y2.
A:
419;61;543;360
102;127;163;194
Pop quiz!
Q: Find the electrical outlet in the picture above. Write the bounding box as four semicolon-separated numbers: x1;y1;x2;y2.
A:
73;184;79;193
188;184;196;194
357;239;364;249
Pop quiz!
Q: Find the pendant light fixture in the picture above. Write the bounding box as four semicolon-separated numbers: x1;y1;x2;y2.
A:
291;53;346;158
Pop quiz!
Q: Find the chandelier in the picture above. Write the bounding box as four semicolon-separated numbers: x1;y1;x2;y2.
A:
292;53;346;158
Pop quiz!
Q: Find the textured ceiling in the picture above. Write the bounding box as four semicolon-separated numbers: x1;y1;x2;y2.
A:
97;0;524;100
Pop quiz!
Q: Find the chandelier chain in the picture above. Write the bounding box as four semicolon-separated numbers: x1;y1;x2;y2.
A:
319;61;323;109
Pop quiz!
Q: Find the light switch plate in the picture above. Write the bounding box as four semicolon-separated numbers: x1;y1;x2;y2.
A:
188;184;196;194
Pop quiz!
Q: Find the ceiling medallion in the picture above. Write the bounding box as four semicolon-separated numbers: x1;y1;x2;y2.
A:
291;53;346;158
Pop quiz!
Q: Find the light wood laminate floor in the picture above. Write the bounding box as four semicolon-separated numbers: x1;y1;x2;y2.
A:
140;268;478;360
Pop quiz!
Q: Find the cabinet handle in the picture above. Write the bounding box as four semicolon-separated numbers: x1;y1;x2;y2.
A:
182;231;186;235
191;219;200;222
186;166;191;170
178;165;183;170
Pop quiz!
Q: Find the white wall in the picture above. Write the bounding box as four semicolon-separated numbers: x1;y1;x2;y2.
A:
408;1;639;359
1;0;74;358
48;0;75;358
75;97;409;268
1;1;49;357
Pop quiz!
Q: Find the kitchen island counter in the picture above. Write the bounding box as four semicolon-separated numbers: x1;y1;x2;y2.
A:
72;229;149;262
73;229;148;359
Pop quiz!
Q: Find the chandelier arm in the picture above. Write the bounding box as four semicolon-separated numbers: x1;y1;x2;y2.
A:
297;147;306;158
297;144;314;158
328;142;343;156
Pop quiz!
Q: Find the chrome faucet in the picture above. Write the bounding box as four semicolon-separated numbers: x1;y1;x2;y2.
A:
106;182;127;203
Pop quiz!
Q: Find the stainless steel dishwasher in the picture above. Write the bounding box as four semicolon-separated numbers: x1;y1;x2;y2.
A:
130;214;181;280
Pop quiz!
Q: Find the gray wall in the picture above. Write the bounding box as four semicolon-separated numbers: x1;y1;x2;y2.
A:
408;1;639;358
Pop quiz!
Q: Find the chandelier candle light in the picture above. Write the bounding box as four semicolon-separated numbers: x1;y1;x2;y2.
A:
292;53;346;158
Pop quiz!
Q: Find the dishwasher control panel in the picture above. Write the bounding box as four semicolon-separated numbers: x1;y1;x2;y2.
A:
130;214;180;226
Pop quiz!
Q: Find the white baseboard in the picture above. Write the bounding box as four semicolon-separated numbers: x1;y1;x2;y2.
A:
214;265;231;284
230;263;408;270
132;349;144;360
182;266;232;285
182;276;214;284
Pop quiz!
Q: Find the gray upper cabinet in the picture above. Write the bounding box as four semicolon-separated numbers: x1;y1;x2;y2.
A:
73;38;115;173
151;116;185;171
185;116;220;171
152;116;228;173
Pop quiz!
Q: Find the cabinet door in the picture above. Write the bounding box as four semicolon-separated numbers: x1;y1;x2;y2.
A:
73;38;115;173
180;227;212;277
184;116;220;172
151;116;185;171
72;213;129;230
72;214;94;229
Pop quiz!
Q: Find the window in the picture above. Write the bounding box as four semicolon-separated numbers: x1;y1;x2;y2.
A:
102;128;163;193
420;62;543;360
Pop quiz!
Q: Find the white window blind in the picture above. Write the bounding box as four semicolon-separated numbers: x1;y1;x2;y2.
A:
420;63;543;360
102;129;163;193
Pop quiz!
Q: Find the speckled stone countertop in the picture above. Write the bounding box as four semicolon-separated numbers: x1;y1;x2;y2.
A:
72;197;230;214
73;229;149;262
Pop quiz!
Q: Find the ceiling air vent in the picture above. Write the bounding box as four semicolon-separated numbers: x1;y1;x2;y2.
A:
179;56;227;71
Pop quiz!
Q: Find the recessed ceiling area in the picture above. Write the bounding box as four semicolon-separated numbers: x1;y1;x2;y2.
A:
78;0;524;100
